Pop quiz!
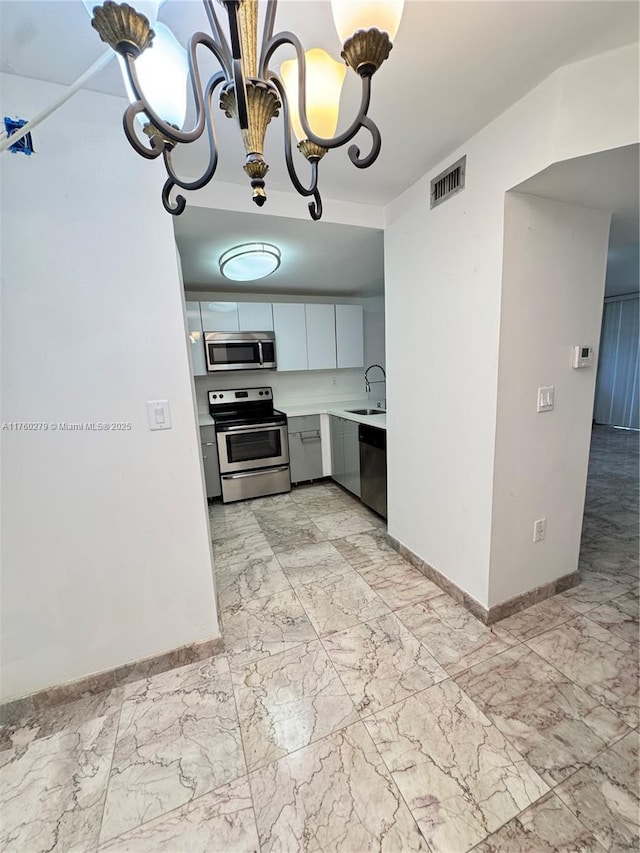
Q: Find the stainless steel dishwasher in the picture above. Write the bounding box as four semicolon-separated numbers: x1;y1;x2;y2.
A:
358;423;387;519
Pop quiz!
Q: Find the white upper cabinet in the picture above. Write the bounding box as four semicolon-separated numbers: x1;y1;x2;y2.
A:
238;302;274;331
188;299;364;375
200;301;240;332
305;304;337;370
185;301;207;376
335;304;364;368
273;303;308;371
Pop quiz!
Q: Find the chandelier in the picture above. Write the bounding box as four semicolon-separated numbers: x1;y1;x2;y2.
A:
86;0;404;220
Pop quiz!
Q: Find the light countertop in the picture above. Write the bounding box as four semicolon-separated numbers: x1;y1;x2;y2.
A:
277;399;387;430
197;399;386;430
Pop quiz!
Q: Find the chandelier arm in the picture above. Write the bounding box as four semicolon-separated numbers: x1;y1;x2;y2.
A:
120;32;231;147
223;0;249;129
162;179;187;216
258;0;279;79
162;72;225;193
202;0;233;70
122;101;166;159
262;31;375;152
347;115;382;169
267;74;319;198
308;187;322;221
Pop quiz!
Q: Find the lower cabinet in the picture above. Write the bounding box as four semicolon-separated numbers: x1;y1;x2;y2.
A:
330;415;360;497
288;415;323;484
200;425;221;499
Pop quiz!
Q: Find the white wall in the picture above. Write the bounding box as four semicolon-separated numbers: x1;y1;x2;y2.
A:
363;295;386;371
384;44;638;608
489;193;611;605
194;369;365;409
0;74;219;700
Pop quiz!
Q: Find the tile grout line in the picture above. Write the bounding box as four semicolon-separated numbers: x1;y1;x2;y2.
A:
216;505;285;851
224;627;264;851
235;628;435;853
211;481;638;847
451;643;633;791
220;508;317;673
519;635;636;729
308;561;557;851
219;494;426;814
95;700;125;849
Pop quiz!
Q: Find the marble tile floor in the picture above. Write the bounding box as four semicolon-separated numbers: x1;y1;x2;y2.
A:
1;428;638;852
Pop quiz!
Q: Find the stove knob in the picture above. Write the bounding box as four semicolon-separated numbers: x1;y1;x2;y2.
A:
220;394;224;399
212;394;217;399
259;390;264;396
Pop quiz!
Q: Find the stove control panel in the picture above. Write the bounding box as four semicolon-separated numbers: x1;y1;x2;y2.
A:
208;387;273;407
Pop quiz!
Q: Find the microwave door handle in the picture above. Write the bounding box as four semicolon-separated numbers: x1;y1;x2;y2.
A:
257;340;264;366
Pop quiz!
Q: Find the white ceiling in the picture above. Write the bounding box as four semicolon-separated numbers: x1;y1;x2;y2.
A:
1;0;638;208
174;207;384;295
2;1;637;297
514;144;639;249
514;144;640;296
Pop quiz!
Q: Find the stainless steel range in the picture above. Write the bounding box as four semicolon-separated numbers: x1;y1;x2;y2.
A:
209;386;291;503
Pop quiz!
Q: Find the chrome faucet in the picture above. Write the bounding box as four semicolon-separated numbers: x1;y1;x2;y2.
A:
364;364;386;408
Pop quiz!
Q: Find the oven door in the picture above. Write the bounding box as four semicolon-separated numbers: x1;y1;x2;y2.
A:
217;423;289;473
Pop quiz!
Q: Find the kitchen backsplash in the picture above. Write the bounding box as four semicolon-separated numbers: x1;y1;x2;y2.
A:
194;368;366;410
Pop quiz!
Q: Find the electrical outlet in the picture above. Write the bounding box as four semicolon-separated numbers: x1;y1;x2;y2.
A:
533;518;546;543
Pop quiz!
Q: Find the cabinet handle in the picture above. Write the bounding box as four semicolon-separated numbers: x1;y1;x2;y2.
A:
301;431;321;443
223;466;289;480
221;422;284;432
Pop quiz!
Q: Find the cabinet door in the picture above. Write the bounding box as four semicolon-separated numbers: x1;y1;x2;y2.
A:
343;419;361;497
289;432;323;484
238;302;274;331
200;301;240;332
185;301;207;376
272;303;308;371
201;432;221;499
289;416;322;484
336;304;364;368
305;304;336;370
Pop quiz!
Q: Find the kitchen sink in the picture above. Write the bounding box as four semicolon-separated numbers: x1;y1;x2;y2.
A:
346;408;386;415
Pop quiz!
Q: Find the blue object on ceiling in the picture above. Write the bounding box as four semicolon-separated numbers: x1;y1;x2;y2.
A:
3;117;34;155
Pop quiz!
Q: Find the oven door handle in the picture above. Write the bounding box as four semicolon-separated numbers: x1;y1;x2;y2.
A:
222;466;290;480
219;422;285;432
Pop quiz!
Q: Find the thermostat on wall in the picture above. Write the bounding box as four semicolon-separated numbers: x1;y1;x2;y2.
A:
572;345;593;368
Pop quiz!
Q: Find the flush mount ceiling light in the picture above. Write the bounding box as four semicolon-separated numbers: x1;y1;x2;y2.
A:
84;0;404;220
219;242;281;281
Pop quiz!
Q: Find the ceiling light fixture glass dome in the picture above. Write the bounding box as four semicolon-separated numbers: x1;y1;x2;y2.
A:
219;243;281;282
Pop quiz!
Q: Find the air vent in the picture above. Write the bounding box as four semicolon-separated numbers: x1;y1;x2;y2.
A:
430;155;466;209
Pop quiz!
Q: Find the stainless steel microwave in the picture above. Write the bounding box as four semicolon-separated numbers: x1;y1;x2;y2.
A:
204;331;277;372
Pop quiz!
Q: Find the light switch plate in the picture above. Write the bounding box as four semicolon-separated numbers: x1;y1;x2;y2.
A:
147;399;172;431
537;386;554;413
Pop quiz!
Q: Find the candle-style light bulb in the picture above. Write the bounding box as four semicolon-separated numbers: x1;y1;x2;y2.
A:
280;48;346;143
331;0;404;44
119;22;188;129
